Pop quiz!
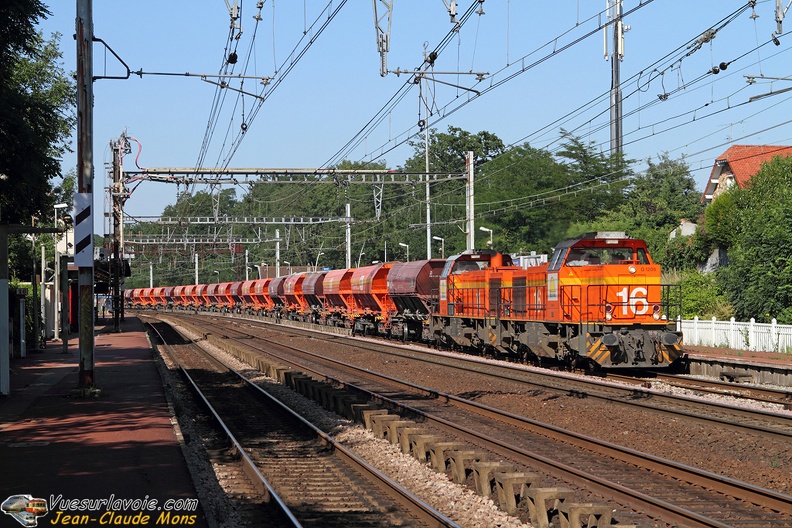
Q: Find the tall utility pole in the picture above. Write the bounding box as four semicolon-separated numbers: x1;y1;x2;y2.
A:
110;133;129;333
345;203;352;268
605;0;625;155
777;0;792;35
411;68;485;258
423;78;432;259
465;151;475;251
76;0;95;388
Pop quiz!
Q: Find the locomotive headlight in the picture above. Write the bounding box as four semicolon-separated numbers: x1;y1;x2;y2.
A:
628;265;637;274
605;303;613;320
652;304;661;320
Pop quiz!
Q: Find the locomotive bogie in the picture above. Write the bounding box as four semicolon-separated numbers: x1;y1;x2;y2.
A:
589;324;683;366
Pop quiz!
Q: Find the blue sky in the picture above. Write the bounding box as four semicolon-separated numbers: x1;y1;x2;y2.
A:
38;1;791;235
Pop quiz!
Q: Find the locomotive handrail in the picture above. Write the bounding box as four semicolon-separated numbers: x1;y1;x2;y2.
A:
559;284;583;323
576;283;683;324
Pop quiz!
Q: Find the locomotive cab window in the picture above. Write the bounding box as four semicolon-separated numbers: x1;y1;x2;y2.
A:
548;248;565;271
565;249;590;267
452;260;488;274
564;246;649;266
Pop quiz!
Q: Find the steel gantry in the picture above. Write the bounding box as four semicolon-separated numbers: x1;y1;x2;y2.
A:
123;167;468;265
122;167;466;186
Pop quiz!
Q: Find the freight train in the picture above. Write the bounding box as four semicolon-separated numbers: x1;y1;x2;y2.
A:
127;232;685;369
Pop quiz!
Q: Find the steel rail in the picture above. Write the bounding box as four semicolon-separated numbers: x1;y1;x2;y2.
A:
143;319;303;528
247;315;792;440
145;316;460;528
646;371;792;405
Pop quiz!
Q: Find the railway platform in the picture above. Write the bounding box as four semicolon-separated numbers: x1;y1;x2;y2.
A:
0;317;208;528
685;346;792;386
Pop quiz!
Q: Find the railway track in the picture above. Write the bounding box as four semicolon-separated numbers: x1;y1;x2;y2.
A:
151;311;792;528
190;311;792;442
143;316;460;528
608;370;792;408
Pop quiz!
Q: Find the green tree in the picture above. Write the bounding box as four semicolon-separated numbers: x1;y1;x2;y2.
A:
716;155;792;323
2;3;75;281
703;191;738;248
398;126;505;256
568;153;704;266
476;144;570;253
1;13;75;225
401;125;505;174
554;132;631;225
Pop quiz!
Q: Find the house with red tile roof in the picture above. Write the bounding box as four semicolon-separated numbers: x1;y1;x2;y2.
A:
702;144;792;204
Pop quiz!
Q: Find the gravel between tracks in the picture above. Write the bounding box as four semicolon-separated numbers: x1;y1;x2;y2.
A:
410;350;792;497
156;321;531;528
278;329;792;497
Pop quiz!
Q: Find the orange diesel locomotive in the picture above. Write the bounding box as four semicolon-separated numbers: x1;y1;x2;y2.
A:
433;232;682;368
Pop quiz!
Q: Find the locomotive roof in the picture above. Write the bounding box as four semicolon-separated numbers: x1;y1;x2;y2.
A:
556;231;633;249
446;248;502;260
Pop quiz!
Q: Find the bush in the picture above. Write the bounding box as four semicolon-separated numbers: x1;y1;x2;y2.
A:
673;269;735;319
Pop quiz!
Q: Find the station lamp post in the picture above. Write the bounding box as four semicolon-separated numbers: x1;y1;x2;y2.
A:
284;261;292;274
479;226;493;247
213;270;220;283
398;242;409;262
432;236;445;258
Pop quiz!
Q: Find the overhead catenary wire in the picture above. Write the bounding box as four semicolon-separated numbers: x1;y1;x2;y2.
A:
128;2;789;268
321;0;486;169
163;1;347;230
217;0;350;169
347;0;761;170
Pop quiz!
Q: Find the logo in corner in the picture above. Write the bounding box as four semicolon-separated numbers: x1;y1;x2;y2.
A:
1;495;48;527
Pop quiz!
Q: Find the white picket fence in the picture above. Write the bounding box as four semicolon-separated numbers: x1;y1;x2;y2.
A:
679;316;792;354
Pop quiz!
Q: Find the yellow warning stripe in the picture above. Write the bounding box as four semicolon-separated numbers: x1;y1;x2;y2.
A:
586;336;611;364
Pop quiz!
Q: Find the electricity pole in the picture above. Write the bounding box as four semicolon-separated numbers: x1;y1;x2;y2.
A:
110;134;129;332
605;0;625;155
76;0;95;388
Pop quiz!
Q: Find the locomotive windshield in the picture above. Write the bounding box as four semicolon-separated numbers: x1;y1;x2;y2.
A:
564;246;650;267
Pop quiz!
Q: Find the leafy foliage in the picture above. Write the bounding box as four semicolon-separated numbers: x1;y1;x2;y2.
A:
2;2;75;280
401;125;505;174
668;269;734;320
566;153;704;264
1;23;75;225
703;191;738;248
661;231;712;271
476;144;572;253
715;155;792;323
